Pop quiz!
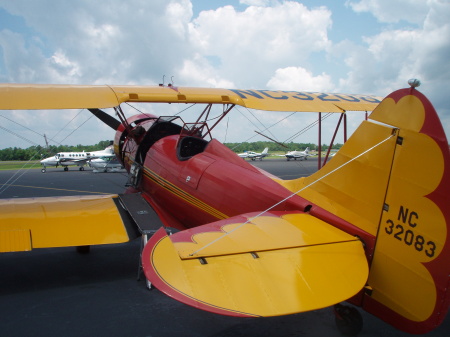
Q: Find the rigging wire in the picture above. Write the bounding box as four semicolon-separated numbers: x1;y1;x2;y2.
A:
231;108;296;151
224;117;229;144
49;109;86;144
173;103;197;117
283;112;333;144
0;124;41;147
56;113;95;145
0;115;60;145
0;110;95;195
0;123;46;195
244;107;280;143
0;150;43;195
189;132;396;257
0;109;87;147
231;109;333;152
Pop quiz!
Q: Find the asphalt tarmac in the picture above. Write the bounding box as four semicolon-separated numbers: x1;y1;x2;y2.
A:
1;159;449;337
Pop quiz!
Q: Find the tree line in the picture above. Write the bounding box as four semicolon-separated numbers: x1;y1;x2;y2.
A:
0;140;343;161
0;140;112;161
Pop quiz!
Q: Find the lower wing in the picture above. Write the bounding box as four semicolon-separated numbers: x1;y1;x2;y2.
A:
0;194;138;252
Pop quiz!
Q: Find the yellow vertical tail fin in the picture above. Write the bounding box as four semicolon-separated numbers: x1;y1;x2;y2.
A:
275;86;450;333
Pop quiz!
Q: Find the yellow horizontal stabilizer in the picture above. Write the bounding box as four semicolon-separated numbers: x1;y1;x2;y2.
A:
0;195;134;252
0;84;382;112
175;212;359;258
143;212;368;317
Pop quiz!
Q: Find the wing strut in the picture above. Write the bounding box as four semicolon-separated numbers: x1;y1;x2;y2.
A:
190;103;235;139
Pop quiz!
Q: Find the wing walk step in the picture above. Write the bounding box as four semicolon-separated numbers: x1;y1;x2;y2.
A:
118;193;164;289
118;193;163;235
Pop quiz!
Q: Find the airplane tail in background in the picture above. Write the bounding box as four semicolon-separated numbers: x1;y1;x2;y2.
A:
262;147;268;154
304;147;309;153
277;86;450;334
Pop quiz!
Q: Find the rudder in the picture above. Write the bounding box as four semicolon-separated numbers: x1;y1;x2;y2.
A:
363;87;450;334
273;85;450;333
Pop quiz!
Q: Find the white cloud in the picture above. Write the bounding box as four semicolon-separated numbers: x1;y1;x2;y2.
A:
187;2;332;87
178;53;235;88
239;0;272;6
51;51;81;78
0;1;332;89
346;0;428;24
0;0;449;148
267;67;334;92
166;0;193;38
0;0;195;85
329;0;450;142
338;1;450;99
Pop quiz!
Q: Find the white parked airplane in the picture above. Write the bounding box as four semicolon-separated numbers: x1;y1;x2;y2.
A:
285;147;310;161
238;147;269;161
40;145;115;172
88;156;124;172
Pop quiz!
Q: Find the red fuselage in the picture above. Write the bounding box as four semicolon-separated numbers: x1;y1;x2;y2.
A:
113;115;375;257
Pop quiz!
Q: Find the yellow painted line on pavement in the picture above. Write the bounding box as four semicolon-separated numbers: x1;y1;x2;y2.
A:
0;184;107;195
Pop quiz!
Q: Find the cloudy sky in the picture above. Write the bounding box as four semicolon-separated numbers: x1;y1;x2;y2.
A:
0;0;449;150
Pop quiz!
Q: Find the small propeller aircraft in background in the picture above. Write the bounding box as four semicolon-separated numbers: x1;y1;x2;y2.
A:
40;145;115;172
238;147;269;160
284;147;310;161
88;156;124;172
0;79;449;336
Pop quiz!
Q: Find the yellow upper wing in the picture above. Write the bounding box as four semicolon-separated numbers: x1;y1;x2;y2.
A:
0;84;381;112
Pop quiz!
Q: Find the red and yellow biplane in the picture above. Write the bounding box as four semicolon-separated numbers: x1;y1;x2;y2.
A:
0;81;449;335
